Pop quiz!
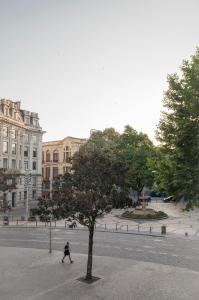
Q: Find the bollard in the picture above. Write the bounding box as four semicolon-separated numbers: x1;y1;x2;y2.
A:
65;220;67;229
149;226;152;233
116;223;118;231
36;219;37;227
127;225;128;232
16;219;18;225
105;224;106;230
161;225;166;235
55;220;56;228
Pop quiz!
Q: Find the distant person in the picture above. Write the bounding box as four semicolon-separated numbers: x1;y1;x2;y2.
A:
62;242;73;263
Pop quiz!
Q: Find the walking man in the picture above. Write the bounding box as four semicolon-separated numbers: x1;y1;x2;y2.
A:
62;242;73;263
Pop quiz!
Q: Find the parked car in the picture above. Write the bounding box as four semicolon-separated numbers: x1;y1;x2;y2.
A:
163;196;173;202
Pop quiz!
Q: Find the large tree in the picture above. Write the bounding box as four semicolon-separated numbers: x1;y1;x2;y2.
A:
118;125;155;201
156;48;199;201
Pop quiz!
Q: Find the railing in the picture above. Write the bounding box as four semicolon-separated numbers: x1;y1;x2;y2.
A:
0;217;167;235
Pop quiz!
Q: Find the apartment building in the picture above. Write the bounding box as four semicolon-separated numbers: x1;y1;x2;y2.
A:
42;136;86;197
0;99;44;210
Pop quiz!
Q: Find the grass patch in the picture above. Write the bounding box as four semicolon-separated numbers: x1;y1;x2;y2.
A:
122;208;168;220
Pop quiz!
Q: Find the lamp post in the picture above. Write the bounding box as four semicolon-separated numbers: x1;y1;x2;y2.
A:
24;171;31;221
49;212;52;254
152;170;157;202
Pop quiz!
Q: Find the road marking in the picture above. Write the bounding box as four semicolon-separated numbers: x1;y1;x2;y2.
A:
143;245;154;249
148;250;157;254
159;252;168;255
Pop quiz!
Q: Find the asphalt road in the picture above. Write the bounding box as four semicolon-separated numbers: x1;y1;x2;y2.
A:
1;227;199;272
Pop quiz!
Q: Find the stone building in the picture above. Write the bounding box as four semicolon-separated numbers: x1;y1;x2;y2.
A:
0;99;44;212
42;137;86;197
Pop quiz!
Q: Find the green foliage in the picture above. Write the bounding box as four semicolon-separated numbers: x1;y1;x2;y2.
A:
119;125;155;196
85;126;155;202
156;48;199;201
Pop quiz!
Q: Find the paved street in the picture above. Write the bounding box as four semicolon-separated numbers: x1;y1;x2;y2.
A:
1;227;199;272
1;227;199;300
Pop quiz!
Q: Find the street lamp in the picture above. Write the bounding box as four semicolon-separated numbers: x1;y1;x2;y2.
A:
152;170;157;202
24;170;32;221
48;211;53;254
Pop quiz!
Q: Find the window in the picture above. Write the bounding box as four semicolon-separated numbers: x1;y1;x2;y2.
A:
32;161;37;170
24;146;29;157
25;116;30;124
12;192;16;207
32;176;37;186
42;151;44;162
33;147;37;158
20;145;22;156
53;150;59;162
46;150;50;162
24;134;29;143
19;160;22;169
11;129;16;139
24;191;27;200
46;167;50;179
19;177;22;185
3;126;8;137
63;166;70;174
12;143;16;154
9;108;13;117
32;135;37;144
3;141;8;153
63;146;71;162
33;119;38;126
32;190;36;199
53;167;58;178
19;192;21;201
42;168;44;177
24;161;29;170
3;158;8;169
12;159;16;169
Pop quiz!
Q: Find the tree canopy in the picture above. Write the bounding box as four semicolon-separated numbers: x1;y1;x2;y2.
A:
155;48;199;201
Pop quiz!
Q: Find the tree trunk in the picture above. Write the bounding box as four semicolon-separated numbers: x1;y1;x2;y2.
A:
86;223;94;280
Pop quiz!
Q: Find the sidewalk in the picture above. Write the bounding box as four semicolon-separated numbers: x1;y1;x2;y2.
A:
1;246;199;300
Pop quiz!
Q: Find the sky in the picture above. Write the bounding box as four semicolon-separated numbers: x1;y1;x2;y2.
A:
0;0;199;143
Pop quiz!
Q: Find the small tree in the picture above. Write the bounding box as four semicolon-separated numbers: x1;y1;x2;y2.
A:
37;147;122;281
0;169;17;213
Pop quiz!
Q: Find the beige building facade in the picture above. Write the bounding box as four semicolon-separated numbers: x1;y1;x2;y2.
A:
0;99;44;210
42;136;86;197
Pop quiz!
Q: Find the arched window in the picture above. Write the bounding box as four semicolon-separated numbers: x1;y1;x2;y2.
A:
46;150;51;162
53;150;59;162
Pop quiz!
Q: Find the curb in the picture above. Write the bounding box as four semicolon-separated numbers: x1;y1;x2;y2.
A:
0;225;165;238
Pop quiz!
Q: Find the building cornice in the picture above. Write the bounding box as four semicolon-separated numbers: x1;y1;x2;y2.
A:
0;114;45;134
